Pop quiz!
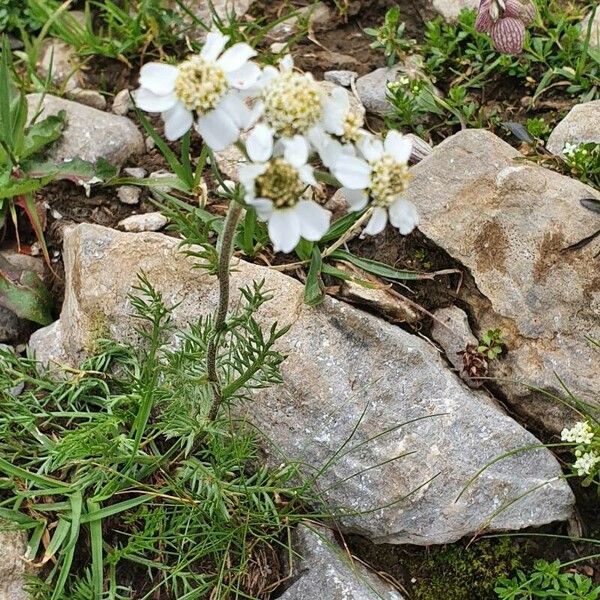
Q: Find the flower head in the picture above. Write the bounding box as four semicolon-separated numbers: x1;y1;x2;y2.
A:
239;124;331;253
561;421;594;445
573;451;600;476
259;56;350;143
133;31;261;149
330;131;419;236
475;0;536;54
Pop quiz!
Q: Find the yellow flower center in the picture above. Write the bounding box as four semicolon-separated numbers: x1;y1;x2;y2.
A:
174;56;229;114
255;158;305;208
262;71;322;137
369;154;411;207
341;111;364;143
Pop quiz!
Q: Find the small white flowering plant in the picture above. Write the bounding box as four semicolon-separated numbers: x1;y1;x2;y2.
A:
561;420;600;488
132;31;421;420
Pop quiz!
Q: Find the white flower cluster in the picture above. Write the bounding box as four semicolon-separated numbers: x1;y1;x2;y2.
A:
573;451;600;477
561;420;599;477
561;421;595;445
133;32;419;253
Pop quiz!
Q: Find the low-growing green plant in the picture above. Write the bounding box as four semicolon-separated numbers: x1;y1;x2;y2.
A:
0;36;114;324
364;6;416;67
371;1;599;138
0;275;312;599
25;0;182;60
563;142;600;190
478;328;505;360
495;559;600;599
0;0;42;33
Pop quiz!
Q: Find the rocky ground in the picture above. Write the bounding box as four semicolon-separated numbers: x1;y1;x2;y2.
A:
1;0;599;598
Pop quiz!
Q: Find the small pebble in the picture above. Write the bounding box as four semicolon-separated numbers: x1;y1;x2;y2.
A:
117;185;142;205
324;70;358;87
67;88;107;110
118;212;169;232
124;167;147;179
145;136;156;152
112;88;134;115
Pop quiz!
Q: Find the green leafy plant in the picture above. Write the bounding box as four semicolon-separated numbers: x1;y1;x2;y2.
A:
0;0;42;33
364;6;416;67
563;142;600;190
0;36;115;323
477;328;505;360
375;1;599;139
25;0;182;60
0;274;310;599
495;559;600;599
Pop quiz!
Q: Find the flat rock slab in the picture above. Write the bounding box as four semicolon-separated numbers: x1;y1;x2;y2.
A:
404;129;600;431
546;100;600;155
26;94;144;166
32;224;574;545
280;524;404;599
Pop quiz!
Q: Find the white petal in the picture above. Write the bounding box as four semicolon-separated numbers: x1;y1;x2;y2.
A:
258;66;279;89
219;91;253;129
298;164;317;186
162;102;193;141
201;31;229;62
318;137;343;168
388;198;419;234
247;197;274;220
133;87;178;112
363;206;388;236
321;93;346;136
195;107;239;151
283;135;309;168
342;188;369;211
238;163;267;187
294;200;331;241
280;54;294;71
384;130;412;164
139;62;178;95
357;135;384;162
225;61;261;90
268;210;301;253
246;123;274;163
332;155;371;189
217;43;257;72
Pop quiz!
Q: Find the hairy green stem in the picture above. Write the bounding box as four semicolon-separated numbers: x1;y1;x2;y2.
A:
206;199;244;422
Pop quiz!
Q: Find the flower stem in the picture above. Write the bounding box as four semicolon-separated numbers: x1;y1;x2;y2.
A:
206;199;244;422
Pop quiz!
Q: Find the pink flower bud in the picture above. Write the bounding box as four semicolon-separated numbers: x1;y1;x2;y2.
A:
490;16;526;53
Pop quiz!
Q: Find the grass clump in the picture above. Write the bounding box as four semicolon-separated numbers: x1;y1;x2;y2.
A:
0;274;312;599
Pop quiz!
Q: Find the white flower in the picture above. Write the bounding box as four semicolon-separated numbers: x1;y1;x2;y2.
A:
259;55;347;142
133;31;261;149
330;130;418;236
573;451;600;476
308;86;368;168
561;421;594;445
563;142;578;156
239;124;331;253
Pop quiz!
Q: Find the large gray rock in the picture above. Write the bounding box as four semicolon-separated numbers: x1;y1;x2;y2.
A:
31;224;575;545
547;100;600;155
280;524;404;599
26;94;144;166
404;129;600;432
0;529;28;600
